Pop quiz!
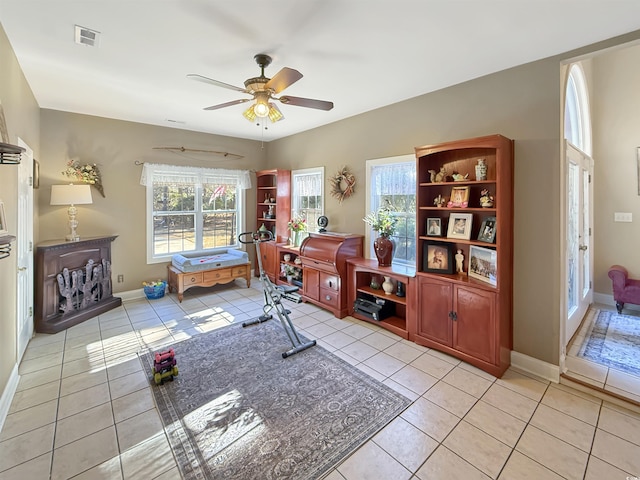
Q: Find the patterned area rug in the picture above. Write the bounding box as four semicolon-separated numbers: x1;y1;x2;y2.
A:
140;320;410;480
578;310;640;376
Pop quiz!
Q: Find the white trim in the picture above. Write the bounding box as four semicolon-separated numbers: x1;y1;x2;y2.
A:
593;292;640;312
0;364;19;433
510;351;560;383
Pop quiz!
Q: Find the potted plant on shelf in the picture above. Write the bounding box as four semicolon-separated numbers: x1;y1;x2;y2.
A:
363;201;398;267
284;264;300;283
288;215;307;247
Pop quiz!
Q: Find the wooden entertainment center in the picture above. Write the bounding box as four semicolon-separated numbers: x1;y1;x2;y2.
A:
256;134;513;376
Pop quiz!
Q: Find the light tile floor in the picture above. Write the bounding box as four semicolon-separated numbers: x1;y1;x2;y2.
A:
565;304;640;404
1;283;640;479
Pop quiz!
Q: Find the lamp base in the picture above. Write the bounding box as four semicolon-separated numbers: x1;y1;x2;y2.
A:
65;234;81;242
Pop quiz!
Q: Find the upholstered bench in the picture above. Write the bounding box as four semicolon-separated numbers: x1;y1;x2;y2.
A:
167;249;251;302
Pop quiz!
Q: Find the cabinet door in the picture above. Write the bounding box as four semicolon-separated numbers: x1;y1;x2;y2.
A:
417;277;453;346
303;267;320;301
453;286;496;364
259;241;277;281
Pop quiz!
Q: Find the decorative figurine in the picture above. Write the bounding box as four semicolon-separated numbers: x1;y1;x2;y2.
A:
435;166;448;183
396;281;405;297
434;194;447;208
452;173;469;181
428;170;437;183
480;189;494;208
455;249;464;274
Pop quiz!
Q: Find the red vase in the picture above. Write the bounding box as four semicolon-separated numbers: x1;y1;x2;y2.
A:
374;235;395;267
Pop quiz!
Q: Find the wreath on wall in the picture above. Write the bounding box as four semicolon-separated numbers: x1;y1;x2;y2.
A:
330;166;356;204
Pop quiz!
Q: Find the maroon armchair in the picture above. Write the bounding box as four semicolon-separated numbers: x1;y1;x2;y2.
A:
608;265;640;314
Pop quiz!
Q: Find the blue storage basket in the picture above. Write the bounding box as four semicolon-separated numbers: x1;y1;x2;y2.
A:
144;282;166;300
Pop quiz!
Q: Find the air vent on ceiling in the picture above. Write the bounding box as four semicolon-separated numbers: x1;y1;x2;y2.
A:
74;25;100;47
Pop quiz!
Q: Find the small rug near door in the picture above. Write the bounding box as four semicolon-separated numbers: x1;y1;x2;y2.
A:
140;320;410;480
578;309;640;376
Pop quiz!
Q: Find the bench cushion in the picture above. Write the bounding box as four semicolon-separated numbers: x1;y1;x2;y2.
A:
171;248;249;273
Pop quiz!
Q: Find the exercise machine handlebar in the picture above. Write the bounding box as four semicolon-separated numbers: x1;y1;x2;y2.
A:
238;230;273;244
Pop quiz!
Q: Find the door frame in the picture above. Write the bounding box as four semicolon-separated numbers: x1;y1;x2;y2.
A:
16;138;34;362
564;141;594;349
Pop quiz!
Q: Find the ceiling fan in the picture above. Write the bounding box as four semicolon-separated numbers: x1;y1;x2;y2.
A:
188;54;334;123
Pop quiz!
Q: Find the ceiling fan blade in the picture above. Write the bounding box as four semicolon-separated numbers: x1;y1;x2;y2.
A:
187;74;247;93
279;95;334;111
204;98;251;111
265;67;303;94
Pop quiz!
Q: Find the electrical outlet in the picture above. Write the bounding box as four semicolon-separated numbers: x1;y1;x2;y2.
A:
117;274;124;283
614;212;633;222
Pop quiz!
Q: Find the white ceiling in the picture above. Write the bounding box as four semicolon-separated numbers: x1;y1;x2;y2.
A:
2;1;640;142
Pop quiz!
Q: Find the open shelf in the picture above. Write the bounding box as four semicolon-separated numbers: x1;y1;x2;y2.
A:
347;257;415;339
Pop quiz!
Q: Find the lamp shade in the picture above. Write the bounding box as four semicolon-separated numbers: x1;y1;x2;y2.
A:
50;184;93;206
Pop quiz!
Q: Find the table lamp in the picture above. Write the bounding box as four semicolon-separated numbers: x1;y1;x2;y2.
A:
50;184;93;242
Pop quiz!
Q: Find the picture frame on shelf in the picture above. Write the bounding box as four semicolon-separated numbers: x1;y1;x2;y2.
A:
426;217;441;236
477;216;497;243
469;245;497;286
0;200;7;235
447;186;470;208
422;241;455;274
447;212;473;240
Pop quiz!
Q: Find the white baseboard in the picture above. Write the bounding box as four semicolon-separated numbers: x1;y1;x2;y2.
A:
511;351;560;383
0;364;19;433
593;292;640;312
116;289;146;302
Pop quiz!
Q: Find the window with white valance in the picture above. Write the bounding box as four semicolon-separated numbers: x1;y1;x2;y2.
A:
140;163;251;263
291;167;324;232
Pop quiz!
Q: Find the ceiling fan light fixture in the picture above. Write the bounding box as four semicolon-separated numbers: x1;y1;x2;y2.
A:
253;102;269;118
242;105;257;122
267;103;284;123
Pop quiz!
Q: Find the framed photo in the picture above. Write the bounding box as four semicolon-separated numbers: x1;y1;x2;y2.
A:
0;200;7;235
422;241;455;274
469;245;497;286
447;186;469;208
477;216;497;243
426;217;441;236
33;159;40;189
447;212;473;240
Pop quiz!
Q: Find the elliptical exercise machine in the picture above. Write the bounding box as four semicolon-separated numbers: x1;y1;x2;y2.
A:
239;231;316;358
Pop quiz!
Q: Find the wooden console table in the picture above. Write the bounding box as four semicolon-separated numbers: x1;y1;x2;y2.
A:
35;236;121;334
167;262;251;303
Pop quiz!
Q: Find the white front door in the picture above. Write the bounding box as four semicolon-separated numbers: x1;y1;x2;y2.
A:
565;140;593;344
16;138;34;361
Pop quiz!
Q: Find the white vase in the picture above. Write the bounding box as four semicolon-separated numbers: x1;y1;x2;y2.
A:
382;276;394;295
475;159;487;181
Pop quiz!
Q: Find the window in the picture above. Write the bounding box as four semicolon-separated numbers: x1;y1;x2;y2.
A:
564;63;592;155
365;155;416;267
140;163;251;263
291;167;324;232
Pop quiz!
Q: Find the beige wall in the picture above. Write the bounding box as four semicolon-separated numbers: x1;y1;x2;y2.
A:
0;25;40;394
38;111;266;292
592;42;640;293
268;58;563;364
